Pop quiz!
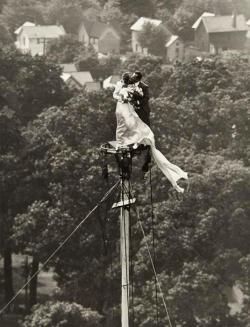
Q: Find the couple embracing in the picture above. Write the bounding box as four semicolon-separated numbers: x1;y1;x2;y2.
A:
113;71;188;193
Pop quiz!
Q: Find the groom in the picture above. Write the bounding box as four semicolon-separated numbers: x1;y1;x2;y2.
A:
131;71;152;173
131;71;150;126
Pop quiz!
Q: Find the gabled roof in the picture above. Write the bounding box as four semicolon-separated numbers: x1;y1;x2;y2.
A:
14;21;35;34
61;71;93;87
201;15;248;33
80;19;120;39
16;25;65;39
60;63;77;73
70;72;93;86
165;35;180;47
61;73;71;82
192;12;215;29
130;17;162;31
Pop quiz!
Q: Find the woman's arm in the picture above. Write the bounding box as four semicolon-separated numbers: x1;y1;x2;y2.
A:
113;81;123;101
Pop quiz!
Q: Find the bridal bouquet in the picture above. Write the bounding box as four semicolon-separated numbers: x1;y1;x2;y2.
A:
120;84;143;108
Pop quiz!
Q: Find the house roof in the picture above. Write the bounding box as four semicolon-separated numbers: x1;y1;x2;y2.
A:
201;15;248;33
14;21;35;34
17;25;65;39
192;12;215;29
130;17;162;31
165;35;180;47
61;73;71;82
103;75;120;89
60;63;77;73
80;19;120;39
70;72;93;86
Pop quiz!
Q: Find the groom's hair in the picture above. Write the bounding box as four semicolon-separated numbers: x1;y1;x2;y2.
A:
134;71;142;81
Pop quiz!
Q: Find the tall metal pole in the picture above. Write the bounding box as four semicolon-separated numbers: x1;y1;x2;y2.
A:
120;179;130;327
101;143;137;327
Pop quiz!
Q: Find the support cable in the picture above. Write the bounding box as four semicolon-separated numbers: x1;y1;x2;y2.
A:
135;206;173;327
149;168;159;325
0;180;120;316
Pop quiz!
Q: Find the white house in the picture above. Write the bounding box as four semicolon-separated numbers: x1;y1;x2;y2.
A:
130;17;162;54
15;22;65;56
246;19;250;50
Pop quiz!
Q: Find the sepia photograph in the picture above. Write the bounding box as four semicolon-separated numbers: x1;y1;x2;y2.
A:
0;0;250;326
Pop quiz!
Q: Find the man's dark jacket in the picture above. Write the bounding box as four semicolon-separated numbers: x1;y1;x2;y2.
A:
135;81;150;126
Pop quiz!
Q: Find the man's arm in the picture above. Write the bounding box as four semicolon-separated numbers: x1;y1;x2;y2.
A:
142;84;150;103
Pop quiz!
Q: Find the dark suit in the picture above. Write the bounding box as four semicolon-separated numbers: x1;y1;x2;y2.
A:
135;81;150;126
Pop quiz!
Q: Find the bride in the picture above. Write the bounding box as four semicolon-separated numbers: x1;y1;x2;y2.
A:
113;72;188;193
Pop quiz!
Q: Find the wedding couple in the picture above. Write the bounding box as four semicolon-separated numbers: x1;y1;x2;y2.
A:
113;71;188;193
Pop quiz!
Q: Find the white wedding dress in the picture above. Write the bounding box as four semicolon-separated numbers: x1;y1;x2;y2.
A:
113;81;188;193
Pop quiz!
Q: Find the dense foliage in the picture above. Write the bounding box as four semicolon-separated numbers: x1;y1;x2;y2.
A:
22;301;103;327
0;0;250;322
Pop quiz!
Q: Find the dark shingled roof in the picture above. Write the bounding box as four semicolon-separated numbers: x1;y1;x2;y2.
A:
202;15;248;33
81;19;120;38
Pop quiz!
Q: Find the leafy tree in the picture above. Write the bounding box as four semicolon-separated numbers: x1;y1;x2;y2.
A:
13;89;118;312
137;22;169;57
120;0;157;17
44;0;101;34
0;0;44;33
132;155;250;326
156;0;183;14
0;48;70;308
0;108;24;306
75;46;100;77
0;24;13;46
46;34;88;64
0;48;70;123
22;301;103;327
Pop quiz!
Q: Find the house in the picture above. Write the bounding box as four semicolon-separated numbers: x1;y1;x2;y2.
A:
130;17;185;62
103;75;120;89
61;71;100;91
15;22;65;56
130;17;162;54
192;13;248;54
245;19;250;51
165;35;185;63
78;19;121;54
60;63;77;73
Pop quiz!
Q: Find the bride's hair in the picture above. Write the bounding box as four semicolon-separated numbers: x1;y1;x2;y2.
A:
122;72;131;86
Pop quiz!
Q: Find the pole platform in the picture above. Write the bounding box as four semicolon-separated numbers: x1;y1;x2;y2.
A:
100;141;149;156
112;198;136;209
